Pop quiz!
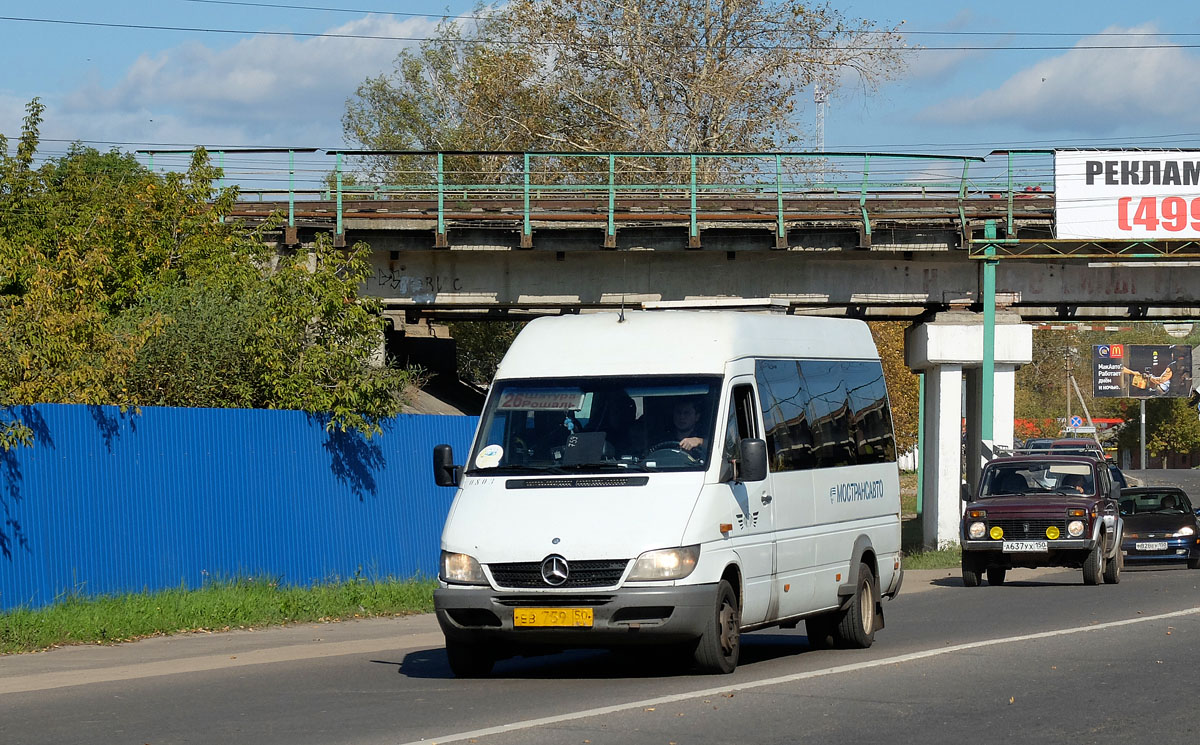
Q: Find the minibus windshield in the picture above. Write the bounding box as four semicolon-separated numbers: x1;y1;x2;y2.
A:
467;375;722;474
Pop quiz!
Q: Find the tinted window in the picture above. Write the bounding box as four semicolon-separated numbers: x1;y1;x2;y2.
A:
755;359;896;472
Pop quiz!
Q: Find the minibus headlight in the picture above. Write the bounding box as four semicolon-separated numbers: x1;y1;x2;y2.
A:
1067;520;1085;537
968;522;986;539
440;551;487;585
628;546;700;581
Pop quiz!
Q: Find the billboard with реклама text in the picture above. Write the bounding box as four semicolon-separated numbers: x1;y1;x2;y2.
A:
1093;344;1193;399
1056;151;1200;240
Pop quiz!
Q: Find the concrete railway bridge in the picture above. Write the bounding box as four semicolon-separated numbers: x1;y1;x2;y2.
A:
196;148;1200;547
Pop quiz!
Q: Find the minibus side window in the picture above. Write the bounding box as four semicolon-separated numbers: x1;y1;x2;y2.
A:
843;361;897;464
756;360;816;472
755;358;896;471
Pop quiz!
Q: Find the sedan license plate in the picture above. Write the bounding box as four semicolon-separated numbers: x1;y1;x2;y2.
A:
1003;540;1048;553
1135;541;1169;551
513;607;594;628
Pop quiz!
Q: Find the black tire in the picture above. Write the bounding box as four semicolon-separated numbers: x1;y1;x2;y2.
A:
962;554;983;587
1103;543;1122;584
1082;545;1103;586
805;614;837;650
1189;553;1200;570
986;567;1007;586
832;563;877;649
693;579;740;674
445;639;495;678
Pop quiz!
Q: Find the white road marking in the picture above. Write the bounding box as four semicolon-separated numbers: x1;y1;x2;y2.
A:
402;606;1200;745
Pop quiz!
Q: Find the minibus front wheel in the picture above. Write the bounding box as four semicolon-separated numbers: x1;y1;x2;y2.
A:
693;579;740;674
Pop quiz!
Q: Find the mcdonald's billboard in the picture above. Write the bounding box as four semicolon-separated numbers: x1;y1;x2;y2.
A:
1093;344;1193;399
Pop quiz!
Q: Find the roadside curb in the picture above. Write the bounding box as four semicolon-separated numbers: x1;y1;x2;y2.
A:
0;612;443;695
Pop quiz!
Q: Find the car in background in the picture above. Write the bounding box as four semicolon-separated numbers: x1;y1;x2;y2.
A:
1119;487;1200;569
1048;438;1106;459
1108;463;1129;490
960;455;1124;586
1023;438;1054;451
1044;438;1129;488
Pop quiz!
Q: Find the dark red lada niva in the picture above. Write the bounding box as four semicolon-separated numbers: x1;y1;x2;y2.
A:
960;455;1125;586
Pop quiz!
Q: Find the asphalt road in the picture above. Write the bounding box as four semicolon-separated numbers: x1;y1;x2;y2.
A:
4;470;1200;745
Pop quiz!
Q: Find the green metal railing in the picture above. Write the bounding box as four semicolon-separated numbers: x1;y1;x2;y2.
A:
323;150;1013;246
138;147;320;232
136;148;1072;246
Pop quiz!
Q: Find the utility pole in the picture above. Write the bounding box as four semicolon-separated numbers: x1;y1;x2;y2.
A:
814;82;828;182
814;82;827;153
1065;354;1072;435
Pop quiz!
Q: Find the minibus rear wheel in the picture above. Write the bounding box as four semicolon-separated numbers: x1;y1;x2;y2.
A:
445;639;495;678
833;563;877;649
693;579;740;674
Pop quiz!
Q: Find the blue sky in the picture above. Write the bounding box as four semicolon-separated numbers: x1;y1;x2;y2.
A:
3;0;1200;185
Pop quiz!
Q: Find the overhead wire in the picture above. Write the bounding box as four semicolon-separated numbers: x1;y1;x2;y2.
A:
3;14;1200;51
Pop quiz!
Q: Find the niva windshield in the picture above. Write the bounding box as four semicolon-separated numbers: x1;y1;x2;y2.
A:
467;376;722;474
981;461;1095;497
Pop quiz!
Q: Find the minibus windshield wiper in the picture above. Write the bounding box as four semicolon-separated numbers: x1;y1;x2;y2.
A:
465;465;564;475
547;462;649;473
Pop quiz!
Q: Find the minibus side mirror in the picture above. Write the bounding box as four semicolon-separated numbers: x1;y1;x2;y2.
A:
960;482;971;502
433;444;462;487
735;438;768;483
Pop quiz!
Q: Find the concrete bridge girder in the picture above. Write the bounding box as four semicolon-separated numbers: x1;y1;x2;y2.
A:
359;243;1200;321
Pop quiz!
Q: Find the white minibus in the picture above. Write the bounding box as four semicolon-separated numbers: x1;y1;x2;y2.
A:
432;311;903;676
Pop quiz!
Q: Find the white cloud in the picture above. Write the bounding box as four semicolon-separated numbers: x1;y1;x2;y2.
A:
48;14;436;149
925;24;1200;132
902;9;990;83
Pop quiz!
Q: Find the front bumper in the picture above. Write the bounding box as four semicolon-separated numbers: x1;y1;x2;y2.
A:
434;583;718;648
1121;538;1197;562
961;537;1100;568
961;538;1099;552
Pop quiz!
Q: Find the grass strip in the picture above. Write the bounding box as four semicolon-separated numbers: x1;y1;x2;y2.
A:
901;544;963;570
0;576;436;655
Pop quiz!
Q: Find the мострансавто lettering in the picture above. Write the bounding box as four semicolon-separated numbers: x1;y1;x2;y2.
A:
831;480;886;504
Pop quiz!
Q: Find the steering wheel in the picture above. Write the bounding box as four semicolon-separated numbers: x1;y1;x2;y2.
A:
646;440;700;465
649;439;684;452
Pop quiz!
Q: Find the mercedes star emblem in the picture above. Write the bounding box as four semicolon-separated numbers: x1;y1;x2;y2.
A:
540;555;569;586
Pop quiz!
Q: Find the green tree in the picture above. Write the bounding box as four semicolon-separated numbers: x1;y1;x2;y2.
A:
868;322;919;457
446;320;524;387
1146;398;1200;467
1;101;417;446
344;0;907;180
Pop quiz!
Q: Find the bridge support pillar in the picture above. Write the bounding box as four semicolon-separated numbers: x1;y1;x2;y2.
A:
906;312;1033;549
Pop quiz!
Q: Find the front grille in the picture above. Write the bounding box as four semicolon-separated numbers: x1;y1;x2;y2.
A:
488;559;629;589
496;596;614;607
989;519;1064;541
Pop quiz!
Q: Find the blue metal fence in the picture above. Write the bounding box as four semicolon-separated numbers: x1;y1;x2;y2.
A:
0;404;478;611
